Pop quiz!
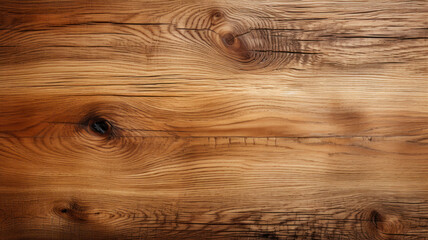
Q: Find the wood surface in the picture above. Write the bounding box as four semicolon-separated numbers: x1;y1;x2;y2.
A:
0;0;428;239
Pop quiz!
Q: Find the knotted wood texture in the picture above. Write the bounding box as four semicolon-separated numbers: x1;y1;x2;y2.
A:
0;0;427;239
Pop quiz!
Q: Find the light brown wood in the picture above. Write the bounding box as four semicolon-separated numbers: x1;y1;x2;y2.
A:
0;0;427;239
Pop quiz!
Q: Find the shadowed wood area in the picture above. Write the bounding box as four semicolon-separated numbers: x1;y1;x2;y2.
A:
0;0;428;239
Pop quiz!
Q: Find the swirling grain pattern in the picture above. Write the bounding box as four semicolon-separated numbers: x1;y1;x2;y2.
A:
0;0;427;239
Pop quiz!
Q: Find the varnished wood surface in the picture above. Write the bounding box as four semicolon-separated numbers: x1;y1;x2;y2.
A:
0;0;427;239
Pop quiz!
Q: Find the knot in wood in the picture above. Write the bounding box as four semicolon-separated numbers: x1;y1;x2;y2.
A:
222;33;236;46
368;209;407;238
54;199;91;223
211;10;224;26
89;118;112;136
220;32;251;61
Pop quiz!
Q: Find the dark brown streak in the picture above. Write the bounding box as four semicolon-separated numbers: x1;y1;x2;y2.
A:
250;49;321;55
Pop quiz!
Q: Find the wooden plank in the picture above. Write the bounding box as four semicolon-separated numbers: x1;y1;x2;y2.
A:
0;0;427;239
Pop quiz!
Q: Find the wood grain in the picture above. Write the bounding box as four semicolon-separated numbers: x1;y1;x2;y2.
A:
0;0;427;239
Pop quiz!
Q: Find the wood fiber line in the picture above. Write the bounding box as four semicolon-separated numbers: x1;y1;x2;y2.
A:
0;0;427;239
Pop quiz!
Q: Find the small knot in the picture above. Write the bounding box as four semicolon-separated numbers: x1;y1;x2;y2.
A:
219;32;251;61
222;33;236;46
54;200;91;223
367;209;407;238
211;10;224;25
370;210;384;230
89;118;112;136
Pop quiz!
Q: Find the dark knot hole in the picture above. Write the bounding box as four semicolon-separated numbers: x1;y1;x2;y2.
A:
370;210;384;230
89;118;111;136
222;33;236;46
